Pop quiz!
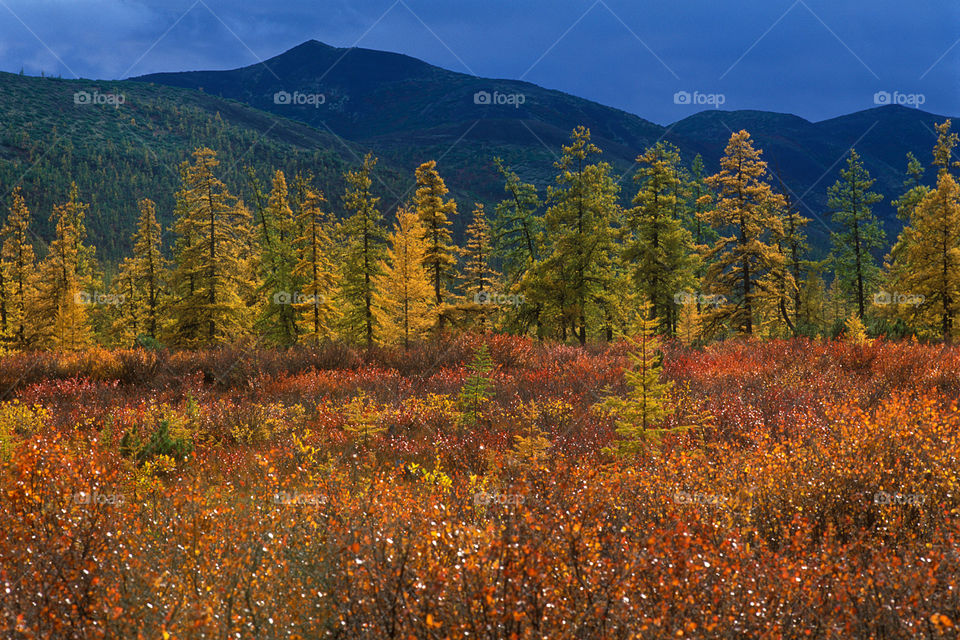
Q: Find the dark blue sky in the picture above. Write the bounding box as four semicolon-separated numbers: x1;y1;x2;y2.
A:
1;0;957;125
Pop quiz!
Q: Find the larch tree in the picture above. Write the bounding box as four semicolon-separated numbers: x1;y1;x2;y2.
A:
339;153;387;348
1;187;37;347
413;160;458;329
167;148;253;348
492;158;543;336
459;204;500;332
36;183;98;350
892;152;931;221
596;303;687;457
293;187;339;344
885;153;932;334
771;172;812;334
701;130;788;337
932;119;960;178
535;126;620;344
112;198;166;344
827;149;885;319
373;208;435;348
623;142;698;336
891;172;960;340
0;238;7;340
258;170;300;346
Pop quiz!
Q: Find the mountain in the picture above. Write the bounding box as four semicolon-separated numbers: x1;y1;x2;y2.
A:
0;41;952;265
132;40;956;252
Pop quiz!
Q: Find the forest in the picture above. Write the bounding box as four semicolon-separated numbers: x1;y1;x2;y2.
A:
2;120;960;639
2;120;959;353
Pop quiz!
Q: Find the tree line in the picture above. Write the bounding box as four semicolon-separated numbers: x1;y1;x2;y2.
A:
1;120;958;350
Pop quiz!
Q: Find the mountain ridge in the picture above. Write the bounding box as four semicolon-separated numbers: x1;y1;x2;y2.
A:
130;39;957;250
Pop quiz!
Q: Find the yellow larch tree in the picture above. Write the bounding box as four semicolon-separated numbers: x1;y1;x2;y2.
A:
293;187;340;344
1;187;38;348
373;208;435;348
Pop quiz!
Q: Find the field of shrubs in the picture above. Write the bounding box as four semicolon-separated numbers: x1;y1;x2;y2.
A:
2;336;959;639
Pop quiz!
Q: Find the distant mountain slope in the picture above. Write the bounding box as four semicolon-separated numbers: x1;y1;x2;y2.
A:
0;71;407;262
132;40;957;252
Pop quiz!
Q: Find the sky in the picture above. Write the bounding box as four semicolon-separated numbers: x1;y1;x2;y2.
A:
0;0;957;125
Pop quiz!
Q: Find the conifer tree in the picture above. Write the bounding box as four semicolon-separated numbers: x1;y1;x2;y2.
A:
597;304;689;457
293;187;339;344
458;343;495;430
339;153;387;347
886;125;960;338
258;170;300;345
492;158;544;335
623;142;698;335
1;188;36;347
701;131;788;337
112;198;166;343
827;149;885;319
0;250;7;340
167;148;252;348
893;153;931;221
534;127;620;344
797;268;828;334
886;153;932;333
460;204;500;332
342;391;385;446
844;313;869;345
770;170;813;332
675;297;702;346
373;208;435;348
36;183;98;350
891;172;960;340
413;160;458;329
932;119;960;178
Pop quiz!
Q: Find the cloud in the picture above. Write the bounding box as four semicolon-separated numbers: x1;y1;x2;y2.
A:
0;0;956;123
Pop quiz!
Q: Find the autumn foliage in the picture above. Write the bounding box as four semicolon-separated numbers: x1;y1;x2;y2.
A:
1;336;959;638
